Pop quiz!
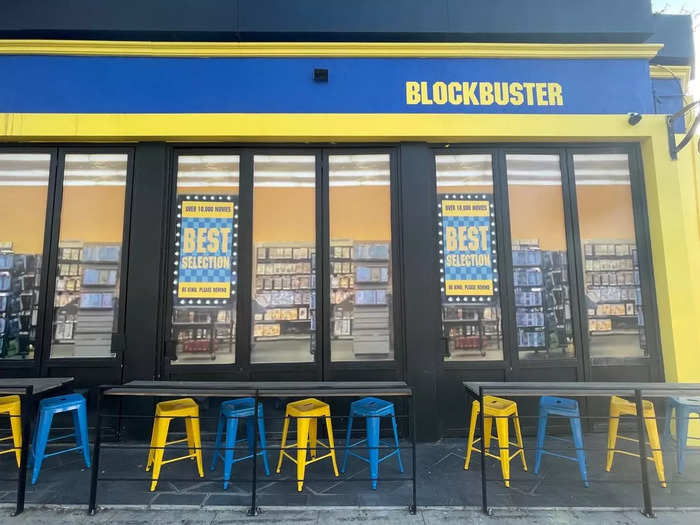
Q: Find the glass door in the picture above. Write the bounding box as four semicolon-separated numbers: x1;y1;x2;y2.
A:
44;150;132;362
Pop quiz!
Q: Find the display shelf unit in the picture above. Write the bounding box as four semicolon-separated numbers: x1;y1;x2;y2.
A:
72;243;120;358
352;242;391;357
512;242;547;351
330;242;354;339
252;243;315;345
0;247;42;359
51;241;83;355
171;308;235;361
583;240;646;353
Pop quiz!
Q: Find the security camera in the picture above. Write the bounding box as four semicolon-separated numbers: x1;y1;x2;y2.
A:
628;113;642;126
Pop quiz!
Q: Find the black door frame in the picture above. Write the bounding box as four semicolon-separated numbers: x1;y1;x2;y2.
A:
160;145;406;384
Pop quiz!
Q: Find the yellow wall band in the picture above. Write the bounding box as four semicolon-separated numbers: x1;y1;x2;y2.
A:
0;39;664;59
0;113;670;142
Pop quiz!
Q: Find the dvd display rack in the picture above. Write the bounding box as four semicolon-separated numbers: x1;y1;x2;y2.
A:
252;244;315;343
352;242;391;357
53;241;82;348
171;307;235;362
583;240;645;352
72;243;120;357
330;242;354;339
512;240;571;354
0;246;41;359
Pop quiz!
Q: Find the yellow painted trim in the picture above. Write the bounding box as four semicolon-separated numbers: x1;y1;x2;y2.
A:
649;65;691;92
0;113;670;142
0;39;664;59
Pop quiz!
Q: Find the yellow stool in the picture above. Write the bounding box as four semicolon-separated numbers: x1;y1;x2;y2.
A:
0;395;22;467
606;396;666;487
146;398;204;491
464;395;527;487
276;398;339;491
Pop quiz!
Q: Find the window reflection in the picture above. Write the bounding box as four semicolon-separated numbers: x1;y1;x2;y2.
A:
573;153;647;359
50;154;128;358
436;154;503;361
0;154;51;361
506;154;575;359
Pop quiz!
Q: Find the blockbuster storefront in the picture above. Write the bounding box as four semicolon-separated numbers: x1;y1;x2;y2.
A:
0;1;698;440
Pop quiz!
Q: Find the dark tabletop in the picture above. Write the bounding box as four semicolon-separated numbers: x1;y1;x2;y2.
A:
463;381;700;397
104;380;412;398
0;377;74;395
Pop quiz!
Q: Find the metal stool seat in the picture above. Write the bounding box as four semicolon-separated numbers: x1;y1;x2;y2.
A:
663;396;700;474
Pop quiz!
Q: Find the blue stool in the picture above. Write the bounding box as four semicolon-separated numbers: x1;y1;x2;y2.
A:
341;397;403;489
210;398;270;489
663;396;700;474
534;396;588;487
30;393;90;484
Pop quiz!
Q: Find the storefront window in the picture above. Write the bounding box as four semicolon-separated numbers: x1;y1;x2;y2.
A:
50;153;128;358
573;153;647;359
0;153;51;361
170;155;239;365
251;155;316;363
436;154;503;361
329;154;393;362
506;154;575;359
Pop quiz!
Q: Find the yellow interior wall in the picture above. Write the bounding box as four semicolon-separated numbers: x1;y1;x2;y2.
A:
59;186;126;243
0;186;49;253
0;185;126;254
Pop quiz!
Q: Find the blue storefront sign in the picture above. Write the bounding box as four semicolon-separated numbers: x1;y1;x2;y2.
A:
0;56;653;114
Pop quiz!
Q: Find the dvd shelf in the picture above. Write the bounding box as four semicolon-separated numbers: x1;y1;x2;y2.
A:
583;240;646;352
512;240;571;353
171;307;235;362
330;242;354;339
252;244;315;343
352;242;391;357
0;247;41;359
52;242;82;346
72;243;121;357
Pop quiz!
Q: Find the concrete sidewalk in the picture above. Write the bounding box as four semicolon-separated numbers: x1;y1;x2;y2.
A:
2;506;698;524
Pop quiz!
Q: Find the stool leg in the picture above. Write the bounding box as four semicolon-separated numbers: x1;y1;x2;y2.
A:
185;416;196;458
341;410;354;473
605;410;620;472
295;415;311;491
464;404;479;470
677;406;686;474
75;402;91;468
187;413;205;478
146;415;161;471
324;413;339;477
676;408;690;474
366;415;380;490
150;417;172;491
257;407;271;476
276;411;290;474
569;415;589;487
31;411;54;485
308;417;318;459
641;410;666;487
245;416;256;457
534;408;548;475
211;412;225;471
223;417;239;490
495;414;510;487
483;416;494;454
662;400;673;445
390;411;404;473
513;410;527;471
8;405;22;468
